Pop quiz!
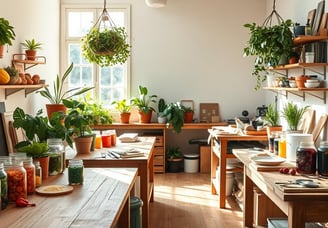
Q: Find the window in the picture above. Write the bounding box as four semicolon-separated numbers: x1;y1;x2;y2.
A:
61;4;130;108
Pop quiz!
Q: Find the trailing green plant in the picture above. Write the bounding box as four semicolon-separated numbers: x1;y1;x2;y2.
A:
37;62;94;104
81;26;130;67
162;102;185;133
243;19;294;90
20;38;42;50
131;85;157;114
263;103;280;127
112;98;132;113
281;102;309;131
0;18;16;46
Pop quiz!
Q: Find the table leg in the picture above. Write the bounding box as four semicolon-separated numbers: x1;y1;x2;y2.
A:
211;138;218;195
244;168;254;227
219;140;227;208
139;164;149;228
117;196;130;228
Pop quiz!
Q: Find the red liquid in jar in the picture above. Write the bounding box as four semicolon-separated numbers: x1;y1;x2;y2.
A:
296;147;317;174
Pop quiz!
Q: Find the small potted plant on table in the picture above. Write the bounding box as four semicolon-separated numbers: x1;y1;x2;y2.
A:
112;98;132;124
157;98;167;124
282;102;309;132
20;38;42;61
131;85;157;123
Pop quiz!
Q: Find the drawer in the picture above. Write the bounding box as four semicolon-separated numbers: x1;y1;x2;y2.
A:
154;136;163;146
154;155;164;165
154;147;164;156
154;166;164;173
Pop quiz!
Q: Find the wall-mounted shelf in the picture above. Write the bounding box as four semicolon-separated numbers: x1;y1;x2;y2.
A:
12;54;46;71
263;87;328;104
293;35;328;46
0;84;47;99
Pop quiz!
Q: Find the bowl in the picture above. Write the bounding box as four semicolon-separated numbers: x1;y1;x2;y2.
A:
306;79;319;83
289;81;297;88
304;82;320;88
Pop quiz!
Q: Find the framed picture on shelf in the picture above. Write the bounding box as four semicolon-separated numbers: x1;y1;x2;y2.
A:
312;0;325;35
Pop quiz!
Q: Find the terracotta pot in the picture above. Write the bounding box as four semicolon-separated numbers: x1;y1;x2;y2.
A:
138;110;152;123
25;50;37;61
33;156;49;180
295;75;310;88
120;112;131;124
74;136;93;154
184;112;193;123
0;45;4;58
46;104;67;120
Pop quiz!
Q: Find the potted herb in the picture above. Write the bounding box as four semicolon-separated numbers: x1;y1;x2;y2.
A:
37;62;94;119
0;18;16;58
131;85;157;123
112;98;132;124
162;102;184;133
157;98;167;124
243;19;294;90
81;26;130;67
20;38;42;61
281;102;309;131
166;146;183;173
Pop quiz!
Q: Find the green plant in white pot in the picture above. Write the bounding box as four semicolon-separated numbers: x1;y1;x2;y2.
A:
281;102;309;131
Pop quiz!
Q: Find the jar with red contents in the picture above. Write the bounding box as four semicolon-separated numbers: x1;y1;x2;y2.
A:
296;141;317;175
4;160;27;202
23;157;35;194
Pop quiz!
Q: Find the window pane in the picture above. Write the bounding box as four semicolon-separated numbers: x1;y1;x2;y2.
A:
69;44;81;64
68;12;93;37
100;67;111;86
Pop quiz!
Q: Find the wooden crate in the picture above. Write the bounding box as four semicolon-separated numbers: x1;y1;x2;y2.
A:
200;146;211;173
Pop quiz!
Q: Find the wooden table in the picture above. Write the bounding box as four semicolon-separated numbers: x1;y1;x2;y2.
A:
0;168;138;228
66;136;155;228
208;128;268;208
233;149;328;228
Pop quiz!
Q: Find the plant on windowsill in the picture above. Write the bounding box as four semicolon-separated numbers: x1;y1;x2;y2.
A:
0;17;16;58
281;102;309;132
131;85;157;123
20;38;42;61
112;98;133;124
166;146;183;173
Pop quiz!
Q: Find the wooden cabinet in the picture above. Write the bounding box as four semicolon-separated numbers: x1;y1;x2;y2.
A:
153;136;165;173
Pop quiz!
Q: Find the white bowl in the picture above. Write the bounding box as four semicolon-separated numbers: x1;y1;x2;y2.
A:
289;81;297;88
304;82;320;88
306;79;319;83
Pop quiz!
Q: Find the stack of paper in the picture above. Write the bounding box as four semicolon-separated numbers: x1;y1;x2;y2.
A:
108;147;144;158
118;133;138;142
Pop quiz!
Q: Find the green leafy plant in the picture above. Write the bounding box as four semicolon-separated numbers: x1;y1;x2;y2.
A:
81;27;130;67
131;85;157;114
243;19;294;90
166;146;183;160
263;103;280;127
281;102;309;131
162;102;185;133
20;38;42;50
112;98;132;113
37;62;94;104
4;66;18;77
0;18;16;46
157;98;167;117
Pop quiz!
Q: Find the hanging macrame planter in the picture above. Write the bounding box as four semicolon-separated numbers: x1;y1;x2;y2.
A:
81;0;130;67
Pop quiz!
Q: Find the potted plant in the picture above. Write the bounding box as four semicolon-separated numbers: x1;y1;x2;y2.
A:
81;26;130;67
162;102;185;133
166;146;183;173
0;17;16;58
157;98;167;124
182;105;194;123
243;19;294;90
63;99;93;154
131;85;157;123
20;38;42;61
37;62;94;119
281;102;309;131
112;98;132;124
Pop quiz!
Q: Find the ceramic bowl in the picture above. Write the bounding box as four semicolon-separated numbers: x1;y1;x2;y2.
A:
304;82;320;88
306;79;319;83
289;81;297;88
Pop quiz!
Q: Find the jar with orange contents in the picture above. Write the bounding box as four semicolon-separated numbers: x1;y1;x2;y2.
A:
23;157;35;194
4;160;27;202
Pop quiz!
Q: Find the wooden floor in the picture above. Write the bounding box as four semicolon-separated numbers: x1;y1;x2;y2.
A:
149;172;243;228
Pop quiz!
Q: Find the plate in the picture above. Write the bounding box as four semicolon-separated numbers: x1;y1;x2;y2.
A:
36;185;74;196
250;154;286;166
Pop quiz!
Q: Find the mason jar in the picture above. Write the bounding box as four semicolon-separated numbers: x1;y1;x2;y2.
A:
4;160;27;202
0;163;8;209
23;157;35;194
68;160;84;185
34;161;42;187
47;138;65;175
296;141;317;175
318;141;328;176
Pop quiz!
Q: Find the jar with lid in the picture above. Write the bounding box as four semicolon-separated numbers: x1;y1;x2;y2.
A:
23;157;35;194
296;141;317;175
318;141;328;176
34;161;42;187
269;131;279;153
47;138;65;175
4;160;27;202
68;160;84;185
0;163;8;209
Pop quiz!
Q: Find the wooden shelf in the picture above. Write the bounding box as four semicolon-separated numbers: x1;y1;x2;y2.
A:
0;84;47;99
293;35;328;46
12;53;46;70
270;62;328;71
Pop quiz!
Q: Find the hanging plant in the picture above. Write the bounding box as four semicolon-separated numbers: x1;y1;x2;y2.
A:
81;5;130;67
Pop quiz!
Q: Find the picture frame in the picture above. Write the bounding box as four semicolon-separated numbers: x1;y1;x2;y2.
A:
199;103;220;123
308;9;316;28
312;0;325;35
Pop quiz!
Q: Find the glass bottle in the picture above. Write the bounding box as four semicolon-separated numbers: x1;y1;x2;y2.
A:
47;138;65;175
318;141;328;176
269;131;278;153
4;160;27;202
68;160;84;185
34;161;42;187
296;141;317;175
273;132;281;155
23;157;35;194
278;132;287;158
0;163;8;210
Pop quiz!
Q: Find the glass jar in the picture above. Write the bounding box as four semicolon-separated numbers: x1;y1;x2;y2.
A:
47;138;65;175
273;132;281;155
34;161;42;187
278;132;287;158
4;160;27;202
296;141;317;175
68;160;84;185
269;131;279;153
23;157;35;194
318;141;328;176
0;163;8;210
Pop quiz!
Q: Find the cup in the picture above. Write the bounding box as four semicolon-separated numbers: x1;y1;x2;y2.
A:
95;135;102;149
305;52;315;63
101;135;112;148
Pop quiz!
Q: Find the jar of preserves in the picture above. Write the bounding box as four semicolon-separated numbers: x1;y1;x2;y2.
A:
68;160;84;185
34;161;42;187
318;141;328;176
0;163;8;210
296;141;317;175
23;157;35;194
47;138;65;175
4;160;27;202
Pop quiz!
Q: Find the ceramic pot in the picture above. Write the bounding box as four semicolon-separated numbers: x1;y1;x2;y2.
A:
46;104;67;120
74;136;93;154
138;110;152;123
120;112;131;124
25;50;37;61
184;112;193;123
295;75;310;88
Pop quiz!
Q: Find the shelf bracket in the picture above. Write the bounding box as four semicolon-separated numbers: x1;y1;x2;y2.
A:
5;88;21;99
304;91;327;104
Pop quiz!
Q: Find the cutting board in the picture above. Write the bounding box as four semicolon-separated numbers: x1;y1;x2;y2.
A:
250;161;295;172
243;130;267;136
275;182;328;193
